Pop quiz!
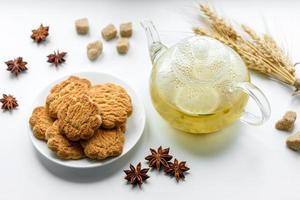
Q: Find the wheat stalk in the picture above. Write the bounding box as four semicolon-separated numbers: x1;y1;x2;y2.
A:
193;4;299;94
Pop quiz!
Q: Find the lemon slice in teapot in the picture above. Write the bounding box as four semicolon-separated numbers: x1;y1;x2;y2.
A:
174;86;220;115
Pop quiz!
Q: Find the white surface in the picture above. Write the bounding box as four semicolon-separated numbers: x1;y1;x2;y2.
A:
1;0;300;199
29;72;145;168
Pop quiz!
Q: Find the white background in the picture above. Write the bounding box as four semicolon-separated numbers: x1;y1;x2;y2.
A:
1;0;300;199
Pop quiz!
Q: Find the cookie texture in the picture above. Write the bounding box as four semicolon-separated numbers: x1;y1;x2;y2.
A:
45;76;91;118
81;127;125;160
57;95;102;141
46;121;84;160
89;83;132;129
29;106;54;140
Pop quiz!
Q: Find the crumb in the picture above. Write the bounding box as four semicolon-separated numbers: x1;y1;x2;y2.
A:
87;40;103;60
120;22;132;37
116;38;129;54
101;24;117;41
75;18;89;35
287;131;300;151
275;111;297;131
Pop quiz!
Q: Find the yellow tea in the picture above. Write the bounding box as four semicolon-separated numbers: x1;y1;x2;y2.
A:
150;77;249;133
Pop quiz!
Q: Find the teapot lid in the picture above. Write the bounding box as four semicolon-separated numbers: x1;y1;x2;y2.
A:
170;36;245;86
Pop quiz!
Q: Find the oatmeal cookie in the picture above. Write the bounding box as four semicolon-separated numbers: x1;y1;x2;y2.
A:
57;94;102;141
29;106;54;140
89;83;132;129
81;127;125;160
45;76;91;118
46;121;84;160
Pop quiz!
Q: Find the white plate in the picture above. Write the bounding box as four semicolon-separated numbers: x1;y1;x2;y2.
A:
28;72;146;169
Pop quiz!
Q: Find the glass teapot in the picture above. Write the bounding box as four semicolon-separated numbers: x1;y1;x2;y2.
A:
141;21;271;134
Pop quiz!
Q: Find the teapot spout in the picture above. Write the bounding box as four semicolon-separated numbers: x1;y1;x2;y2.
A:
141;20;167;64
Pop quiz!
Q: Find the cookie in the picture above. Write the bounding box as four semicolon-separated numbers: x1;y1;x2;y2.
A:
89;83;132;129
57;94;102;141
120;123;127;133
45;76;91;118
29;106;54;140
46;121;84;160
81;127;125;160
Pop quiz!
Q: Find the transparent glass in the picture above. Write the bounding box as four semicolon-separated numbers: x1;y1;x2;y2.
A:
142;21;271;134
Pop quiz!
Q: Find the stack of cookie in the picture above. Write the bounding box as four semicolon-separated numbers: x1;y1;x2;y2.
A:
29;76;132;160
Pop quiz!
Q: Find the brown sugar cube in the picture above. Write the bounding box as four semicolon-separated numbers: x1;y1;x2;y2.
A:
120;22;132;37
75;18;89;35
101;24;117;41
286;132;300;151
275;111;297;131
116;38;129;54
87;40;103;61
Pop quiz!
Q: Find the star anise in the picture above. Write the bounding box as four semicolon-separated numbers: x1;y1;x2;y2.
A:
5;57;28;76
164;159;190;182
145;146;173;170
31;24;49;43
124;163;149;187
0;94;18;111
47;51;67;67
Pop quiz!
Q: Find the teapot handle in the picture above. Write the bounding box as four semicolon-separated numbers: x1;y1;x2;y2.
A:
236;82;271;125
